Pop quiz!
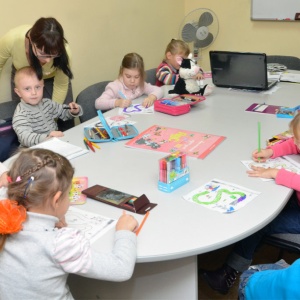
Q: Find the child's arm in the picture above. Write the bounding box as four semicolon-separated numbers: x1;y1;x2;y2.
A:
95;81;132;110
156;65;179;86
142;83;163;107
12;110;48;147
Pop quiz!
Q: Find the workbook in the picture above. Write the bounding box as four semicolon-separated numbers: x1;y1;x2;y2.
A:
183;178;260;213
125;125;225;159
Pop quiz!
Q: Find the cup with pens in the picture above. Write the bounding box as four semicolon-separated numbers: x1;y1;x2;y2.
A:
158;151;190;193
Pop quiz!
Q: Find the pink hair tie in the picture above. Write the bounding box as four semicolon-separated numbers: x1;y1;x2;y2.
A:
7;176;13;183
16;176;21;182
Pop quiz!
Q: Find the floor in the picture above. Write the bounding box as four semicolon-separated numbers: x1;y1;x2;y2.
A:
197;243;299;299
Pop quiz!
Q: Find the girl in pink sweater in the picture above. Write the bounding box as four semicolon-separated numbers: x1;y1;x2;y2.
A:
201;114;300;295
95;53;163;111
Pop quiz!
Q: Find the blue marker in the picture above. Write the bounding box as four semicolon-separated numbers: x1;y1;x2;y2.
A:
118;90;127;99
175;157;181;172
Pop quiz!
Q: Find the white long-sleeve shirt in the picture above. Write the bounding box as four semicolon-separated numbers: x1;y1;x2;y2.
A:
0;212;137;300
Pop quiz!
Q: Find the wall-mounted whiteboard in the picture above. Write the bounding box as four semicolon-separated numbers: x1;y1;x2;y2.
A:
252;0;300;21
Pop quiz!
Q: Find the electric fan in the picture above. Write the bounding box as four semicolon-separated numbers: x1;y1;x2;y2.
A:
179;8;219;61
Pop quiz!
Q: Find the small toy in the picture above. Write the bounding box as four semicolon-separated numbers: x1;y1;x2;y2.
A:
169;54;208;95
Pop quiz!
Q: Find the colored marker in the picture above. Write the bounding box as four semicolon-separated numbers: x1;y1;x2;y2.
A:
136;211;150;236
118;90;127;99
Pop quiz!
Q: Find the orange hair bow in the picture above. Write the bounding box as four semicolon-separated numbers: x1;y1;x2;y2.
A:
0;199;27;234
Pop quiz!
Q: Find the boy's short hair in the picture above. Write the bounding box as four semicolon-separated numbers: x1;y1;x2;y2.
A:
14;66;40;87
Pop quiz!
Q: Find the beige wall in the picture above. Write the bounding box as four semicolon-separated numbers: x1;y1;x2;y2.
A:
0;0;184;102
185;0;300;70
0;0;299;103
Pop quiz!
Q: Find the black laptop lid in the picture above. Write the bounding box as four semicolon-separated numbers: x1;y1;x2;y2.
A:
209;51;268;90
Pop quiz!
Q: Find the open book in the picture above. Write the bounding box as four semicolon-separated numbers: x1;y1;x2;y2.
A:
31;137;89;160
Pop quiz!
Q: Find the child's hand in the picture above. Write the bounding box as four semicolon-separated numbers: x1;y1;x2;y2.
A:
0;171;8;188
247;165;279;179
115;98;132;108
142;95;156;108
68;102;80;115
48;131;64;138
252;148;273;162
193;73;204;80
116;211;138;232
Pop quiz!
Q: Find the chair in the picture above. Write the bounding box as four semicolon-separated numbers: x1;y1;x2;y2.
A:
145;68;157;85
264;233;300;260
76;81;111;123
267;55;300;71
0;100;20;162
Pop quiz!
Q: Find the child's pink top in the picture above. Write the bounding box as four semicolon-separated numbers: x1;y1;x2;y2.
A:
95;79;163;110
269;138;300;204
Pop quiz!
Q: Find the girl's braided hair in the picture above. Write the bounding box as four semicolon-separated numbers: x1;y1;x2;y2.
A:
7;148;74;209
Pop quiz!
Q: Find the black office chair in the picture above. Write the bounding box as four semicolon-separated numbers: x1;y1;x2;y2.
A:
264;233;300;260
76;81;111;123
145;68;157;85
267;55;300;71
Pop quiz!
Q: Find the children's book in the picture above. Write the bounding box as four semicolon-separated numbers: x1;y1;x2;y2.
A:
245;103;281;114
241;157;300;181
183;178;260;213
125;125;225;159
69;177;88;205
65;206;116;244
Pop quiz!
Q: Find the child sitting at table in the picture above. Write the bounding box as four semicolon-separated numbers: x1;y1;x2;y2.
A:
12;66;83;147
0;148;138;299
95;52;163;110
238;259;300;300
155;39;204;87
201;113;300;295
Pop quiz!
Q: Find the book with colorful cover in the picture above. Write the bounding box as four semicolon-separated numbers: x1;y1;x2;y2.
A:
69;177;88;205
125;125;225;159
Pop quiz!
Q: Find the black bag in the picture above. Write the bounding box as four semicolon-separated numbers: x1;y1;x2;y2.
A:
0;118;19;162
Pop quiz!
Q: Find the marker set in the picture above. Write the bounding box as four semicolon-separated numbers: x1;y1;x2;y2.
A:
158;151;190;193
84;110;139;142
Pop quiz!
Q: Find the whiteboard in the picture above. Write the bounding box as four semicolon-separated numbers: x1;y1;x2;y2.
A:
252;0;300;20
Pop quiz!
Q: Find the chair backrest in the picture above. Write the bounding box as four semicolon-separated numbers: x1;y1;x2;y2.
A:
76;81;111;123
267;55;300;71
0;100;19;120
145;68;157;85
264;233;300;260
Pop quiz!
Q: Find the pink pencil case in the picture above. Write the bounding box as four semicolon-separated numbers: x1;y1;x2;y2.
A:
154;94;205;116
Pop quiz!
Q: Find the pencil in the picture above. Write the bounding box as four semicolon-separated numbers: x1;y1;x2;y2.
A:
135;211;150;236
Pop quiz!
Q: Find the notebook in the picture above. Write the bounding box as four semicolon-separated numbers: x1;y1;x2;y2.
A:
209;51;278;90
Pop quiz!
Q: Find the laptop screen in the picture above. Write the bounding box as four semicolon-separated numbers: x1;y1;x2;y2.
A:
209;51;268;90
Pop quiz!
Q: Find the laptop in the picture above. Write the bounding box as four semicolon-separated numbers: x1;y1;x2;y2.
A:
209;51;278;90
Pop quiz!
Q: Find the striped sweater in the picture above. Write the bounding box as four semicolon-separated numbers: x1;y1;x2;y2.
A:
155;61;179;87
0;212;137;300
13;98;83;147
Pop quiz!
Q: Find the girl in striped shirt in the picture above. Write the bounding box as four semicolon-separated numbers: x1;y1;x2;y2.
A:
0;148;138;300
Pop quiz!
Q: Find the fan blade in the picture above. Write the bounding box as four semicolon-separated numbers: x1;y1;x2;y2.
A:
194;33;214;48
198;12;214;27
181;23;197;43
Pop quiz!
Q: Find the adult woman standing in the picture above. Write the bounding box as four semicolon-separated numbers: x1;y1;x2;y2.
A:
0;17;74;130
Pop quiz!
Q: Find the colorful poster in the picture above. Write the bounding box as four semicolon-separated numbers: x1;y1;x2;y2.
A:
183;179;260;213
125;125;225;158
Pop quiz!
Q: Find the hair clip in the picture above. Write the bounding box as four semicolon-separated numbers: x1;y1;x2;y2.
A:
7;176;13;183
24;176;34;198
16;176;21;182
